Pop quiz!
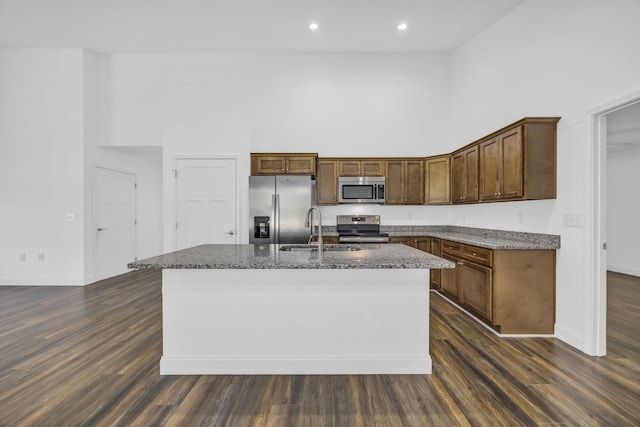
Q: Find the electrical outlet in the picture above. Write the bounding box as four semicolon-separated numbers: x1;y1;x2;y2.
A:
19;253;26;262
563;214;583;228
37;253;45;262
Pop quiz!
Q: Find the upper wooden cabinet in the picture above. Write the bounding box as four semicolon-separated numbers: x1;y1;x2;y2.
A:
386;159;425;205
479;118;558;201
425;155;451;205
250;117;558;205
338;159;385;176
316;159;339;205
251;153;317;175
452;145;479;204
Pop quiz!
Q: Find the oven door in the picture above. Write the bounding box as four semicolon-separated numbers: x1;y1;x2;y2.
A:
338;234;390;243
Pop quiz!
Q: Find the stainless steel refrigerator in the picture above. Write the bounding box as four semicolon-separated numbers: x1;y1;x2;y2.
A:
249;175;316;244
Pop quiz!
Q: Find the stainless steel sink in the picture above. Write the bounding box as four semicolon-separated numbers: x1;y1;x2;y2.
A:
279;244;361;252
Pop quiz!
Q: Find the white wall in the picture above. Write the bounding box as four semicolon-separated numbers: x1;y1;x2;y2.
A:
84;51;164;283
450;0;640;353
0;49;163;285
104;53;453;249
0;50;86;285
108;54;452;155
607;145;640;276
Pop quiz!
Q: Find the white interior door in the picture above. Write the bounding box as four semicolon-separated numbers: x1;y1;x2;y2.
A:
176;158;238;249
95;167;137;280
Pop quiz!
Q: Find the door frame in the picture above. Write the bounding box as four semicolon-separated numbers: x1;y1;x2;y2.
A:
587;88;640;356
93;164;137;281
172;155;241;250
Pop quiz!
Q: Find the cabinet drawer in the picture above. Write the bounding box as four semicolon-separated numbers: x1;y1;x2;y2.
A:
461;245;492;267
442;240;462;256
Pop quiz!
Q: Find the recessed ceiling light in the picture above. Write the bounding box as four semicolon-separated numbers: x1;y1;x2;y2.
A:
309;22;319;30
397;23;408;31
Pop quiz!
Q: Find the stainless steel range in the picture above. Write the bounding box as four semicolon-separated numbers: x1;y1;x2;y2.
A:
336;215;389;243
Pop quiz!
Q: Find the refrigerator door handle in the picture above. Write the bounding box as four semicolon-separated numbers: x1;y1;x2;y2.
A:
272;194;279;244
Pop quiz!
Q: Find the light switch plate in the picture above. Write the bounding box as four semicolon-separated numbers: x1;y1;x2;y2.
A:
563;214;583;228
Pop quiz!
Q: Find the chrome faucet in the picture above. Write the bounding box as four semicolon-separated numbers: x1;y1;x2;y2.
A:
305;206;323;251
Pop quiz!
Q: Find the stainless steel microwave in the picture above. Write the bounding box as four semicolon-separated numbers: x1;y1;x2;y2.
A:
338;176;386;204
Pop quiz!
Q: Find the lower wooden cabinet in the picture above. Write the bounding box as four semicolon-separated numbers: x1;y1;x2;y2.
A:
440;239;555;334
389;236;411;246
390;236;442;290
388;236;555;333
390;236;430;251
429;238;442;290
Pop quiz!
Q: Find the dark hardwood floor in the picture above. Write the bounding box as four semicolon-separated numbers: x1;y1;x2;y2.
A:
0;270;638;426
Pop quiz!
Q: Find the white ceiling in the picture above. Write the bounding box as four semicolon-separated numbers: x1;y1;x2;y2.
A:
0;0;525;54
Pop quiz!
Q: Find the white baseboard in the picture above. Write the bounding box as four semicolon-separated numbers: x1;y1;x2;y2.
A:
431;291;554;338
0;277;85;286
554;324;584;351
607;264;640;278
160;355;432;375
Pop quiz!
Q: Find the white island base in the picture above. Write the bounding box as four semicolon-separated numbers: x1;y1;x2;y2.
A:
161;268;431;375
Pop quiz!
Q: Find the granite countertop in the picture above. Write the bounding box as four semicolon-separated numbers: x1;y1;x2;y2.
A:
322;225;561;250
128;243;456;270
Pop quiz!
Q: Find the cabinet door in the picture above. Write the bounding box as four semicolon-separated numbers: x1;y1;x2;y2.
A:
361;160;385;176
389;236;412;247
452;152;465;203
286;156;316;175
411;237;431;252
316;160;338;205
479;138;502;201
499;127;523;199
440;254;460;302
452;147;478;203
405;160;425;204
429;238;442;290
253;156;287;174
425;156;451;204
464;146;479;202
430;238;442;256
339;160;361;176
479;127;523;201
385;160;405;204
459;261;492;321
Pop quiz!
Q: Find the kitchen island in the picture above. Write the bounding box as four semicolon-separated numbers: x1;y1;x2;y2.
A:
129;243;454;375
